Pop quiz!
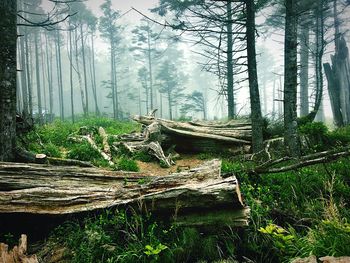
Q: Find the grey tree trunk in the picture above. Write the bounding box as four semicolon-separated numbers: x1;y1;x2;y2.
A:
0;0;17;161
90;32;99;115
300;24;309;117
110;41;117;119
284;0;300;157
45;32;53;121
69;26;75;123
226;0;235;119
147;24;154;110
80;23;89;116
24;28;33;116
74;29;86;115
306;0;325;123
19;28;28;116
56;30;64;120
167;90;173;120
246;0;264;153
34;31;43;125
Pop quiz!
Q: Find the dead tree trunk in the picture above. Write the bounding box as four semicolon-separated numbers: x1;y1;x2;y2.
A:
0;160;249;228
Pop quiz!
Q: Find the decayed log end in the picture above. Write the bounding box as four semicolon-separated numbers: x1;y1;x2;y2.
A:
0;234;38;263
0;160;249;228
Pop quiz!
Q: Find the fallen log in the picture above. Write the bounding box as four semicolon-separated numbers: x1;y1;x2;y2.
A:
251;146;350;174
132;115;252;153
0;160;249;227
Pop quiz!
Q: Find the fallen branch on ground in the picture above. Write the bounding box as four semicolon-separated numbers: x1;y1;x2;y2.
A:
251;146;350;174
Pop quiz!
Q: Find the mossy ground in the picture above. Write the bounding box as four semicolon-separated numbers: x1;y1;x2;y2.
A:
8;119;350;262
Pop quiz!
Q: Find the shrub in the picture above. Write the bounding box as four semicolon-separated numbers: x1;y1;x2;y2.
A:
67;142;101;162
42;143;62;158
115;158;139;172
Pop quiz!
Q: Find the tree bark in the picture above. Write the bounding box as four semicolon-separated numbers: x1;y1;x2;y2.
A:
246;0;264;153
19;19;29;116
284;0;300;157
300;23;309;117
0;160;249;227
45;32;54;122
24;26;33;117
69;24;75;122
55;30;64;120
34;31;43;125
0;0;17;161
226;0;235;119
80;23;89;116
147;23;154;110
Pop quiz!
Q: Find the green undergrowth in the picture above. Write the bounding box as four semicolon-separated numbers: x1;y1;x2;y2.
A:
19;117;140;169
221;155;350;262
20;119;350;262
47;209;239;263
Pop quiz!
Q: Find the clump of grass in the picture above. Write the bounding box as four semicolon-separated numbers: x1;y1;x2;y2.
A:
114;157;140;172
66;142;101;162
50;209;236;263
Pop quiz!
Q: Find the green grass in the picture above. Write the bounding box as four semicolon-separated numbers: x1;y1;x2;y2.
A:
50;210;236;263
20;117;139;167
19;119;350;262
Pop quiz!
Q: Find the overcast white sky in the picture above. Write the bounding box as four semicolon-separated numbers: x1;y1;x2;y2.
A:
42;0;158;22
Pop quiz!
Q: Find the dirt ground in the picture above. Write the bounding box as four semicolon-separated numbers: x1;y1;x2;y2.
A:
136;154;205;176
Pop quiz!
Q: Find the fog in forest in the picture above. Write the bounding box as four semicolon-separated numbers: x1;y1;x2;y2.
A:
16;0;350;123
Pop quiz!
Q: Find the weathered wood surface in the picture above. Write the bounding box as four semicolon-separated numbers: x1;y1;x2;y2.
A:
0;234;38;263
132;115;252;153
0;160;249;227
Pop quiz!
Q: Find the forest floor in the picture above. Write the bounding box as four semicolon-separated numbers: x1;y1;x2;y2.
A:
2;117;350;263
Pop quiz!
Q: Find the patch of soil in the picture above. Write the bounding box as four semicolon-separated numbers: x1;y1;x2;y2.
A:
136;154;205;176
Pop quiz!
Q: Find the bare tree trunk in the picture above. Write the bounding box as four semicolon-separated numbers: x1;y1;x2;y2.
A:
147;23;154;110
19;29;29;116
74;29;86;115
306;0;325;122
24;28;33;117
45;33;53;121
90;32;99;115
284;0;300;157
246;0;264;153
55;30;64;120
300;23;309;117
0;0;17;161
226;0;235;119
39;33;47;123
110;42;117;119
80;23;89;116
168;90;173;120
34;31;43;125
69;26;75;123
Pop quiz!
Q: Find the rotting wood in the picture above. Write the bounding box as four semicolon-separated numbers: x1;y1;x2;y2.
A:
251;146;350;174
0;234;38;263
129;115;252;154
0;160;249;227
15;148;94;167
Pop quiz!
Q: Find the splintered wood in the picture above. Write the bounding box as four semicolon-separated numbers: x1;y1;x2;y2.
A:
131;115;252;153
0;235;38;263
0;160;249;228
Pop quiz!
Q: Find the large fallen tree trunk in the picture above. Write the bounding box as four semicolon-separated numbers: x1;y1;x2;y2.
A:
132;115;252;153
0;160;249;227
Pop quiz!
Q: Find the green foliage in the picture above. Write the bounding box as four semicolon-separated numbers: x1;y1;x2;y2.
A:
22;118;139;168
42;143;62;158
115;158;140;172
66;142;101;162
328;125;350;145
299;122;331;152
134;151;154;162
265;119;284;138
52;210;234;263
